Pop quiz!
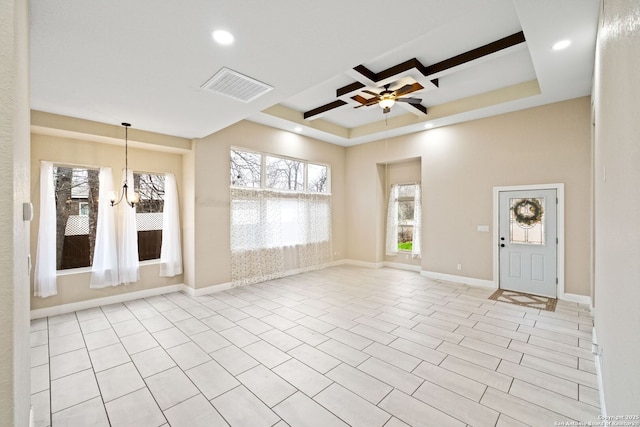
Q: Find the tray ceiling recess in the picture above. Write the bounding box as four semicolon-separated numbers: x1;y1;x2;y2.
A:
303;32;526;121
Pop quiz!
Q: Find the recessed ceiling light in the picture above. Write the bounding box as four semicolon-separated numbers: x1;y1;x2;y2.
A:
212;30;234;45
552;39;571;51
294;126;303;133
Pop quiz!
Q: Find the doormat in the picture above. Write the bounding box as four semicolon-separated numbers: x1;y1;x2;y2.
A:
488;289;557;312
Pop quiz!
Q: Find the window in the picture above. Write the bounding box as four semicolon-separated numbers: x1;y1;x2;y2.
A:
53;166;100;270
396;184;416;251
265;155;304;191
308;163;328;193
231;149;261;188
78;202;89;216
386;183;422;258
134;173;165;261
231;149;330;193
229;149;332;285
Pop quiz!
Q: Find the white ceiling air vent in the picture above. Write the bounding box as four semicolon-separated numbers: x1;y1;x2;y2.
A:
201;67;273;103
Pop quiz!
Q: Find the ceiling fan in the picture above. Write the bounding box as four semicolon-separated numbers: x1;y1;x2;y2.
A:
353;82;423;114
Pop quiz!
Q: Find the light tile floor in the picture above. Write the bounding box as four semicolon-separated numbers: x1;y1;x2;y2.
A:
31;265;601;427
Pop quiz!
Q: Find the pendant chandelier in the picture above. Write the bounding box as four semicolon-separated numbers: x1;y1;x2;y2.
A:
109;122;139;208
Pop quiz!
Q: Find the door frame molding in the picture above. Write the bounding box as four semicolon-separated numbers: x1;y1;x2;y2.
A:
492;183;565;298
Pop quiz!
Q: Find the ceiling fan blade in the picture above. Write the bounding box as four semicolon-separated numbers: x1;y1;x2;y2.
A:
396;97;422;104
362;90;380;97
352;94;369;105
395;82;423;97
353;98;381;108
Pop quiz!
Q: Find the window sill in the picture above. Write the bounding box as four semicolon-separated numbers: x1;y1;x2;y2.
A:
57;267;92;276
56;259;161;276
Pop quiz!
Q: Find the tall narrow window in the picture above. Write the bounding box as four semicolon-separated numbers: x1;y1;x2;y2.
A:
53;166;100;269
386;183;421;258
134;173;165;261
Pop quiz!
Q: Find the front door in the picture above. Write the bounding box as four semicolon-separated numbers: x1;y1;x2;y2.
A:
499;189;557;297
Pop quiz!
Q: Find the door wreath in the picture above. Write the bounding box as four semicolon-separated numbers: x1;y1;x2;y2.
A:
512;198;544;227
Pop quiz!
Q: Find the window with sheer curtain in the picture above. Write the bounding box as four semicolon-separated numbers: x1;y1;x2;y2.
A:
134;172;165;261
230;149;332;285
34;163;183;297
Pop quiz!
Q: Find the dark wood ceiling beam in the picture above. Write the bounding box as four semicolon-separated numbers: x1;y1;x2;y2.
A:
409;103;427;115
303;99;348;120
336;81;365;97
425;31;526;75
377;58;427;81
352;65;377;82
351;31;526;83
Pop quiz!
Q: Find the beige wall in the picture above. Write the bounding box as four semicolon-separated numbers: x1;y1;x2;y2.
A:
346;97;592;296
0;0;31;424
30;132;185;310
381;158;422;267
593;0;640;413
191;120;346;288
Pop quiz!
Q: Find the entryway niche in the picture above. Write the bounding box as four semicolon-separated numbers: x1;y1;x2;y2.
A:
377;157;422;270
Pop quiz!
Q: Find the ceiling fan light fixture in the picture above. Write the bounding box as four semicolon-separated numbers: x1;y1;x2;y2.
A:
379;97;395;110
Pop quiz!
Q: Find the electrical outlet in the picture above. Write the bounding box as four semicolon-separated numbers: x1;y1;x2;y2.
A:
456;264;462;271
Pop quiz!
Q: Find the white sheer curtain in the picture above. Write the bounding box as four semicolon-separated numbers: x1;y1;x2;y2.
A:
34;162;57;298
160;173;183;277
385;184;399;256
230;188;332;286
117;169;139;284
412;183;422;259
90;167;119;288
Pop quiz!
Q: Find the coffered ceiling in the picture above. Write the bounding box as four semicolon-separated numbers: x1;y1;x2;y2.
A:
30;0;599;146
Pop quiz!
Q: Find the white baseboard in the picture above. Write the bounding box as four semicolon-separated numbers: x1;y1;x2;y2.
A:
383;261;421;272
592;327;607;417
420;270;497;289
559;292;592;306
183;282;233;297
343;259;385;269
30;284;184;319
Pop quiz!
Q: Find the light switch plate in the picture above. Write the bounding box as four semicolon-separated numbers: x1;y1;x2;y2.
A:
477;225;490;232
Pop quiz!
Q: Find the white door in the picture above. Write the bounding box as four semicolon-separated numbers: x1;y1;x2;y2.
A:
499;189;557;297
